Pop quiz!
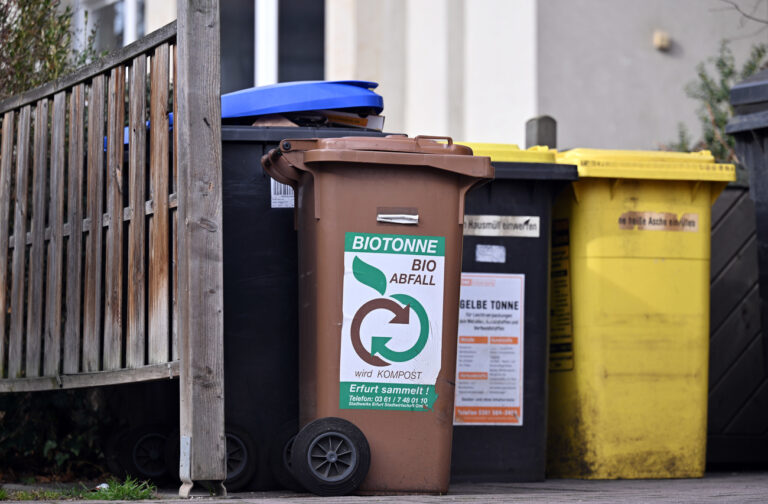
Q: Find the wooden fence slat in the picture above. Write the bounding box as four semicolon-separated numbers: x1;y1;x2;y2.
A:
43;93;67;376
149;43;171;365
0;361;179;393
172;44;179;362
0;111;14;378
8;106;31;379
26;100;49;377
127;55;147;368
103;66;125;371
83;75;106;372
64;85;85;374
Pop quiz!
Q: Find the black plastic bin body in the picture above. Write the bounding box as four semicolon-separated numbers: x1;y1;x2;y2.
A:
106;125;385;490
450;160;577;482
221;125;385;488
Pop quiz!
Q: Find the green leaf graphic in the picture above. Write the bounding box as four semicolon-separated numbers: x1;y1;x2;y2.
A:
353;256;387;295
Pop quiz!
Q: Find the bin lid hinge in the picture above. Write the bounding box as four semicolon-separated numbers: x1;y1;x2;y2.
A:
690;180;702;203
609;179;623;200
571;181;582;204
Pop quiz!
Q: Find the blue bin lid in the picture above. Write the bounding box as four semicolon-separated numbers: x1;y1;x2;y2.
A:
112;80;383;147
221;80;383;118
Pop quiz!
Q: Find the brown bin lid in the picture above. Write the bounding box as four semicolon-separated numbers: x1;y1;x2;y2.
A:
273;135;493;179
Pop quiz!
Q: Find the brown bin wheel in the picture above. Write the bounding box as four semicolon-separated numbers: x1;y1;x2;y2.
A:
290;417;370;496
269;421;304;492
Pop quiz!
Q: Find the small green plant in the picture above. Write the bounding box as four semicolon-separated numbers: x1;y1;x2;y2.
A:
0;477;156;501
0;487;81;501
82;477;156;501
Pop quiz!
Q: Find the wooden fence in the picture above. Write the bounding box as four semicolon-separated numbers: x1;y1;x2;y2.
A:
0;0;225;496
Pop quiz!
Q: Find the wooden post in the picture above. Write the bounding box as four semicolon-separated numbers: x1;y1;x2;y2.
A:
176;0;226;497
525;115;557;149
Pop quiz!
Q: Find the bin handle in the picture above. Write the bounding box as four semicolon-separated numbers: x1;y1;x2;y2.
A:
261;148;301;188
415;135;453;146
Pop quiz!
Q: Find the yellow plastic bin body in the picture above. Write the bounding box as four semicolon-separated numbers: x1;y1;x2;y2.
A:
547;149;735;479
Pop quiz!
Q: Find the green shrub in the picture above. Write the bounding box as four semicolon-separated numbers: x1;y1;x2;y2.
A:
0;0;99;100
0;390;114;480
667;41;767;184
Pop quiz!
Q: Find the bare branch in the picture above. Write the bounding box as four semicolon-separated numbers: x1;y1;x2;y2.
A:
720;0;768;24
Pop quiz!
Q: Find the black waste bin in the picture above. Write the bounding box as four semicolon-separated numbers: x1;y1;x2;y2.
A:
221;125;385;490
106;81;387;491
450;144;577;482
712;69;768;464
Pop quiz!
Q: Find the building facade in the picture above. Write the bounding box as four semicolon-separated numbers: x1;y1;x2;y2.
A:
65;0;768;149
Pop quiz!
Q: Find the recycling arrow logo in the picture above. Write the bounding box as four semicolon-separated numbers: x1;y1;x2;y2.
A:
350;256;430;367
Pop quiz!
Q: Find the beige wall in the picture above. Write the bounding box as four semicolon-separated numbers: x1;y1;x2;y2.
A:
145;0;177;33
538;0;768;149
325;0;537;144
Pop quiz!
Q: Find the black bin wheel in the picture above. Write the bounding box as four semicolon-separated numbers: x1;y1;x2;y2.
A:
104;427;131;478
164;424;258;492
269;421;304;492
290;417;370;496
223;425;258;491
122;424;170;482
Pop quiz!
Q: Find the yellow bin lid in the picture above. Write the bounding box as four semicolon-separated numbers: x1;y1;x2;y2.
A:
459;143;556;163
556;148;736;182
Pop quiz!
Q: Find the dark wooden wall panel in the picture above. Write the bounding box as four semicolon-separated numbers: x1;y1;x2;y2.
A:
711;236;759;332
708;186;768;464
712;190;756;279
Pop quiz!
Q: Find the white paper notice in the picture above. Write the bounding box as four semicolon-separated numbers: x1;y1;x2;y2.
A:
475;244;506;264
454;273;524;426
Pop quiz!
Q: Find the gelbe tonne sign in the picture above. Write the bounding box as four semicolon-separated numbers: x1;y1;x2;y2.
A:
339;232;445;411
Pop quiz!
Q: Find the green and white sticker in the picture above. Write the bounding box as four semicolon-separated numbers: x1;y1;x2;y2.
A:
340;232;445;411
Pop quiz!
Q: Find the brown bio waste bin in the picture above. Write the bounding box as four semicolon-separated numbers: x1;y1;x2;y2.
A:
261;136;493;496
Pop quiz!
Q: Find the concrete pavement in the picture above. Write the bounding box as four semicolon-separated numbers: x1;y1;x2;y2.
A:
174;471;768;503
3;471;768;503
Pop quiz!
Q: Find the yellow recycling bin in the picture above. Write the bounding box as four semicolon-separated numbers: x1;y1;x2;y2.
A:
547;149;735;479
